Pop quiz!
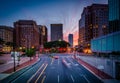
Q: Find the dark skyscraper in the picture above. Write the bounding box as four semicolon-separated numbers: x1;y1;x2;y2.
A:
68;34;73;47
51;24;63;41
109;0;120;33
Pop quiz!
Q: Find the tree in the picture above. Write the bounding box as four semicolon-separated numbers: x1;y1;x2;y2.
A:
44;40;70;49
44;40;70;53
25;48;36;61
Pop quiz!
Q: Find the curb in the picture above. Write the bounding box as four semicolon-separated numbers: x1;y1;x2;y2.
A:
73;56;112;81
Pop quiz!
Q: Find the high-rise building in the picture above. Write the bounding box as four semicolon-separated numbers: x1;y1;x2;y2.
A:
91;0;120;79
0;26;13;43
14;20;39;49
78;4;108;48
51;24;63;41
78;14;85;48
38;25;48;46
68;34;73;47
109;0;120;33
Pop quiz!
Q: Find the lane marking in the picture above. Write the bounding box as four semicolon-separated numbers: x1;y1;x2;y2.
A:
83;75;90;83
81;64;102;81
73;57;102;81
41;75;46;83
66;57;72;64
14;58;40;73
69;58;78;66
70;75;74;83
51;58;54;65
58;75;59;83
58;59;59;65
70;57;79;65
67;57;74;64
35;64;48;83
63;58;71;66
27;64;45;83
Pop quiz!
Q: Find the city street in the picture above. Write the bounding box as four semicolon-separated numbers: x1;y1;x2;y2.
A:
0;0;120;83
0;54;103;83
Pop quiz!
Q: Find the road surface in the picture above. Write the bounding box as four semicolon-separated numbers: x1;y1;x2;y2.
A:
0;53;103;83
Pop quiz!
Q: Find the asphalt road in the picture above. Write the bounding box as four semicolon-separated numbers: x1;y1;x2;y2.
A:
0;53;103;83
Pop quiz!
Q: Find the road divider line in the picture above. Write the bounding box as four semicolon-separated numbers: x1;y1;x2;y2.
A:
68;57;78;66
58;59;59;65
27;64;45;83
62;59;71;68
58;75;59;83
73;57;102;81
83;75;90;83
41;75;46;83
51;58;54;65
35;64;48;83
70;75;74;83
81;64;102;81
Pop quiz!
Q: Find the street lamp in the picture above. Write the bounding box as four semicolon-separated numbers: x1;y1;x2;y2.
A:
11;50;16;72
17;51;20;66
38;51;40;58
13;52;16;72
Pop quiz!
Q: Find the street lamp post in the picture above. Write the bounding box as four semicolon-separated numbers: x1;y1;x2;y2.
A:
38;51;40;58
13;51;16;72
17;52;20;66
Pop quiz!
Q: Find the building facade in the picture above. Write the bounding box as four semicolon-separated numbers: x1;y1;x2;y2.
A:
51;24;63;41
91;31;120;79
14;20;39;49
38;25;48;46
0;26;13;52
68;34;73;47
78;4;108;48
91;0;120;79
109;0;120;33
0;26;13;43
78;12;85;48
91;31;120;53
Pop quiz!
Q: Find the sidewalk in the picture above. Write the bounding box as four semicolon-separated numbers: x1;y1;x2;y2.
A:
0;57;39;80
73;56;120;83
2;57;39;73
0;54;39;73
0;53;40;80
0;57;29;73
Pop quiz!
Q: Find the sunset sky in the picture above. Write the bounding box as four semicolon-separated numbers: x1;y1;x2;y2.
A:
0;0;108;46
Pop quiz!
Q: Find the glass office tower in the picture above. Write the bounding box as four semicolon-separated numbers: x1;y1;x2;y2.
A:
109;0;120;33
